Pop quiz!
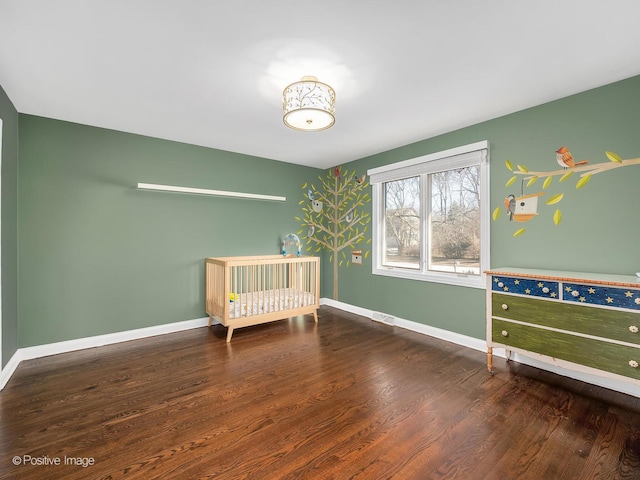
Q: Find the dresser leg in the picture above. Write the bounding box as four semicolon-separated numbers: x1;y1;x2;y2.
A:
505;349;512;362
487;347;493;375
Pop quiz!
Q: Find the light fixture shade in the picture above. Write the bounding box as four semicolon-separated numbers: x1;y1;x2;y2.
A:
283;76;335;131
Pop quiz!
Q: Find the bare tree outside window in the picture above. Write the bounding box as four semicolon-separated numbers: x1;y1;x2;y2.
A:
380;166;480;275
430;166;480;275
384;177;420;269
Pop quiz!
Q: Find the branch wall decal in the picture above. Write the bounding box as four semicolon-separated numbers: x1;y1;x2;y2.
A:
495;148;639;237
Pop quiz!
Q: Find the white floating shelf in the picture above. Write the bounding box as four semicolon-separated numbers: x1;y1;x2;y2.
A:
136;183;286;202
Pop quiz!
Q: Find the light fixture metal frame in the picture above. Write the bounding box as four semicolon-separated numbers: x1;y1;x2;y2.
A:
283;76;336;132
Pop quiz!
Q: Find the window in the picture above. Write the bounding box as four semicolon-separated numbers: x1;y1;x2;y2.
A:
368;141;489;288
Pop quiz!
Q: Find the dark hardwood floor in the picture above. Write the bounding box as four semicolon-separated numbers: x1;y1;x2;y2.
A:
1;306;640;479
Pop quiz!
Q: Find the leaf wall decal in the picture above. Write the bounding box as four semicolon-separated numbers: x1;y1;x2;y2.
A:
559;171;575;182
606;151;622;163
553;209;563;225
546;193;564;205
576;173;592;189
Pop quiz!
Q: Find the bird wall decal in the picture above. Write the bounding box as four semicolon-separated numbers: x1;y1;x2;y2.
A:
556;146;588;169
505;194;515;221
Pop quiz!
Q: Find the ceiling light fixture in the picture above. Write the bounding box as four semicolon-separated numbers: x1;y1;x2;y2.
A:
283;76;335;131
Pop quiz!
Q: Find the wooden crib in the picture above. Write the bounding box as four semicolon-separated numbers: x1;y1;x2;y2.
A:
205;255;320;342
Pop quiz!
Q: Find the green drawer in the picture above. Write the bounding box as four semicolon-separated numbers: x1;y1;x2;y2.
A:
492;318;640;380
492;293;640;345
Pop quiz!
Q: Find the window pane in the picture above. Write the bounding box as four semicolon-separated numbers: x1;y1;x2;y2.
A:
383;177;420;269
429;166;480;275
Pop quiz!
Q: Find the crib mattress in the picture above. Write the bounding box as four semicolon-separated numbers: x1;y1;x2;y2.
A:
227;289;316;319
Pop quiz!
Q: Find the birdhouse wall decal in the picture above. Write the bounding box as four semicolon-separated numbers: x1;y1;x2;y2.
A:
505;191;545;223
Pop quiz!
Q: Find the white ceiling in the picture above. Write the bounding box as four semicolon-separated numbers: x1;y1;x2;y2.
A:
1;1;640;169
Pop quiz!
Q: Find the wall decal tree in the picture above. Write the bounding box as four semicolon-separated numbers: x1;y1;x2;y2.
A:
296;166;371;300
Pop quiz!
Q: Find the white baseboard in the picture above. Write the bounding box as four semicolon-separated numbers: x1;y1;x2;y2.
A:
0;350;22;390
321;297;486;352
321;297;640;398
0;316;211;390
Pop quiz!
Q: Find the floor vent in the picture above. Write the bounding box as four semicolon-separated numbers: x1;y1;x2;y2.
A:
372;312;395;326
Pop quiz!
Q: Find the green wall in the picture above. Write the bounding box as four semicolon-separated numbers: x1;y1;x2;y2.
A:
18;116;320;347
330;75;640;340
1;84;19;367
13;75;640;350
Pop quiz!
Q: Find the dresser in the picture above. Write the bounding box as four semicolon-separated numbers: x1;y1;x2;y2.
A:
486;268;640;387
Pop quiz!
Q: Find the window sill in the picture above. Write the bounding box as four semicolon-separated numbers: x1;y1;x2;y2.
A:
372;266;486;289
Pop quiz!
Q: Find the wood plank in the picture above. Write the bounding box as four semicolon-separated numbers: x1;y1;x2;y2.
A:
1;307;640;479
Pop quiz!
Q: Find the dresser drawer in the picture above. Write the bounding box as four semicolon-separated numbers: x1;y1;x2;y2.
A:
492;318;640;380
491;275;559;299
493;293;640;345
563;282;640;311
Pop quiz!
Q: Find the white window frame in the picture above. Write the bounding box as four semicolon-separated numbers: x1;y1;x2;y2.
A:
368;141;490;289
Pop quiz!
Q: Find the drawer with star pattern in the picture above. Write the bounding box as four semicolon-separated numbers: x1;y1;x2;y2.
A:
492;292;640;345
491;275;560;299
562;283;640;312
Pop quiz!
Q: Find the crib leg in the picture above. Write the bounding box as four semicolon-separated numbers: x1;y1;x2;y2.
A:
313;310;318;323
208;315;213;328
226;327;234;343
